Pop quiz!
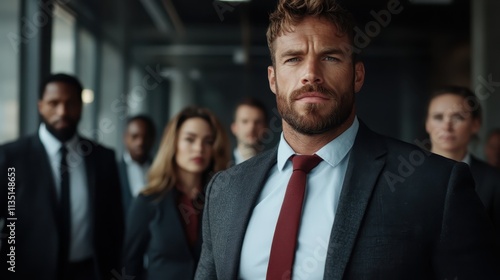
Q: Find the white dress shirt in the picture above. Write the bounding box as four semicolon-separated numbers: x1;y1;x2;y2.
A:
461;153;471;165
123;152;150;197
233;148;244;165
239;117;359;280
39;124;93;261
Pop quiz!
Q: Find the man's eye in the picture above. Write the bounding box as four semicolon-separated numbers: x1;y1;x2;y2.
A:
285;57;300;63
432;115;443;121
324;56;340;62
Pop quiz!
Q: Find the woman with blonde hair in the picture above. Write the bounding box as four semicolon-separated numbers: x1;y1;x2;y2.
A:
124;106;230;280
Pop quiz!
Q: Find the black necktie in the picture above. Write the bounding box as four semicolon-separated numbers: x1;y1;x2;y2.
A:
59;145;71;276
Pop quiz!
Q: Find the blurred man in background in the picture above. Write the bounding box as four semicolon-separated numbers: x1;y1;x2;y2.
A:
231;98;268;165
0;73;123;280
119;115;156;215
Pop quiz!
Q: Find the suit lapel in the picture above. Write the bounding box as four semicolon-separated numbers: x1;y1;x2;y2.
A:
118;158;133;209
165;190;196;256
32;135;59;222
468;156;483;188
223;148;278;279
324;122;387;280
82;138;97;236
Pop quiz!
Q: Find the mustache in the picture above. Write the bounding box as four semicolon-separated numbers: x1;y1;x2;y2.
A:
53;116;73;123
290;84;336;100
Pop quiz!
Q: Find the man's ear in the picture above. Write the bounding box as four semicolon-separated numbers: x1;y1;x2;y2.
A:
472;118;481;135
37;100;43;113
268;66;277;95
354;62;365;93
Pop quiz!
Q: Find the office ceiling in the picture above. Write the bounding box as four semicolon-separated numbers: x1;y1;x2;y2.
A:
71;0;470;70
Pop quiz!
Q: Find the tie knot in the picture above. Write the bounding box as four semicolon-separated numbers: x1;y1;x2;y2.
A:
292;154;322;174
60;145;68;154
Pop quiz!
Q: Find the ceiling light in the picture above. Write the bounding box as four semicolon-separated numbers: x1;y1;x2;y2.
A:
82;89;94;104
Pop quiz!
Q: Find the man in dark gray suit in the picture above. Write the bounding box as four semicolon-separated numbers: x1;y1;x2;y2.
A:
195;0;499;279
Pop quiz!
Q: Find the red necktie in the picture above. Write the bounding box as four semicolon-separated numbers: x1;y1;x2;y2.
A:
266;154;323;280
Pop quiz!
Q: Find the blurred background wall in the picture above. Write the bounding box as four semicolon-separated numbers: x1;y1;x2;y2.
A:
1;0;499;159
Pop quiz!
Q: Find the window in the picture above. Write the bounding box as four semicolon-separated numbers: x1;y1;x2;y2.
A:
0;1;20;144
51;4;75;74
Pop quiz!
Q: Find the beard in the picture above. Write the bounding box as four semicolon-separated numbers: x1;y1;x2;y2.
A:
42;117;79;143
276;83;355;135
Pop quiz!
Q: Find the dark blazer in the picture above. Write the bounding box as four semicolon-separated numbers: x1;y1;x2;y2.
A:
0;134;124;280
124;190;202;280
469;155;500;248
118;158;134;216
195;122;499;279
118;157;152;217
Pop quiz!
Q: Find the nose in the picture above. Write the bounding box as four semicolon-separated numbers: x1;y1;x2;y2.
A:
193;139;204;153
56;103;70;117
443;117;453;131
136;137;145;148
135;140;146;154
301;59;323;85
249;122;257;133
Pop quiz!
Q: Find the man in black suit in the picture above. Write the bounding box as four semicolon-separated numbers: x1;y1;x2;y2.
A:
195;0;499;279
119;115;156;216
0;74;124;280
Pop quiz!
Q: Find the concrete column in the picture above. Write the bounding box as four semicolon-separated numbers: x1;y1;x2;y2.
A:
19;0;53;136
471;0;500;157
168;69;195;118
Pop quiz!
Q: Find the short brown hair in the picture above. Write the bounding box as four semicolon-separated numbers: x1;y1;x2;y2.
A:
233;97;269;123
266;0;356;65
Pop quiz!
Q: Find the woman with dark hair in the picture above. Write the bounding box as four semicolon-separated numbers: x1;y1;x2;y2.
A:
123;106;230;280
425;85;500;249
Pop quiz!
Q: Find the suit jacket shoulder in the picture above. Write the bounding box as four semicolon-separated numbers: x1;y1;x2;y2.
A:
469;155;500;248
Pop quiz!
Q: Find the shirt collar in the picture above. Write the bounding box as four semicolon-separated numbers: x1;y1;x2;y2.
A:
276;117;359;171
39;123;79;156
461;153;471;165
123;150;152;167
233;148;244;165
123;151;134;165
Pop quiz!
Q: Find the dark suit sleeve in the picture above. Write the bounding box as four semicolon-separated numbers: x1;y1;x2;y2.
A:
432;162;500;278
195;172;221;280
90;147;125;279
492;183;500;251
0;146;7;221
0;146;8;276
123;194;156;279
